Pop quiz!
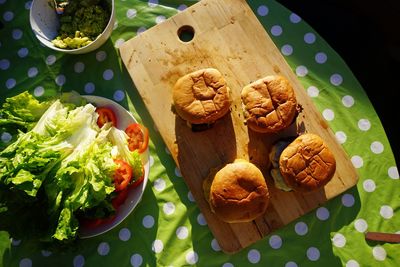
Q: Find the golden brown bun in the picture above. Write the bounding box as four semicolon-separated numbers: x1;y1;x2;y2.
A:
279;133;336;192
241;75;297;133
172;68;231;125
204;159;270;223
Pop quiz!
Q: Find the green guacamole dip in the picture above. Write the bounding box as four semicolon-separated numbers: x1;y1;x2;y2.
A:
51;0;111;49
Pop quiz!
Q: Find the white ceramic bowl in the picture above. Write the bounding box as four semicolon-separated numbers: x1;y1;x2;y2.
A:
79;96;150;238
29;0;115;54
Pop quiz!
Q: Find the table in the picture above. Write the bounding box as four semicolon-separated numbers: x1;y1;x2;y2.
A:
0;0;398;266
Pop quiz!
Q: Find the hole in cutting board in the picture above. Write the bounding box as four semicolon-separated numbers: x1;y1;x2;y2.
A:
177;25;195;43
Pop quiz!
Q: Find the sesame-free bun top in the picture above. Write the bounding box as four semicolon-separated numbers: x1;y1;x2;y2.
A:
241;75;297;133
203;159;270;223
279;133;336;192
172;68;231;125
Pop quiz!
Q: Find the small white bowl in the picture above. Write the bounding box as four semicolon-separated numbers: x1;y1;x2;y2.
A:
29;0;115;54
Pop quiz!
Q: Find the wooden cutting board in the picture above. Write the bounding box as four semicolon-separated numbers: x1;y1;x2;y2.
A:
119;0;358;254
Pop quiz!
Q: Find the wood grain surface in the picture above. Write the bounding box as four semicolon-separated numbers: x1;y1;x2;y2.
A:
119;0;358;254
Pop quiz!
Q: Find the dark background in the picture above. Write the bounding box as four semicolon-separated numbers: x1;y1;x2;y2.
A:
276;0;400;165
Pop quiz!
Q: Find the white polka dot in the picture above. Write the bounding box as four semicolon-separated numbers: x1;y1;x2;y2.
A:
177;4;187;11
41;250;52;257
130;254;143;267
96;51;107;62
113;20;118;30
222;263;234;267
25;1;32;10
247;249;260;263
304;33;316;44
18;48;29;58
149;156;154;166
156;15;166;24
11;238;21;246
74;62;85;73
289;13;301;23
188;191;195;202
28;67;38;78
97;242;110;256
372;246;386;261
332;233;346;248
84;82;95;94
271;25;283;36
354;218;368;233
186;251;198;265
163;202;175;215
3;11;14;21
148;0;158;7
295;221;308;236
55;74;66;86
127;9;137;19
363;179;376;193
154;178;166;192
346;260;360;267
1;132;12;143
296;65;308;77
342;194;355;207
269;235;282;249
257;5;269;16
211;239;221;251
174;167;182;177
142;215;154;228
330;74;343;86
12;29;23;40
335;131;347;144
152;239;163;253
380;205;393;219
137;27;147;35
19;258;32;267
165;146;171;155
0;0;6;4
351;156;363;168
315;52;327;64
103;69;114;80
119;228;131;241
307;86;319;97
370;141;384;154
322;109;334;121
316;207;330;221
197;213;207;226
388;166;399;179
46;55;56;65
113;90;125;102
33;86;44;97
0;59;10;70
176;226;189;239
358;119;371;131
114;38;125;48
285;262;298;267
281;44;293;56
306;247;320;261
6;78;16;89
342;95;354;107
73;255;85;267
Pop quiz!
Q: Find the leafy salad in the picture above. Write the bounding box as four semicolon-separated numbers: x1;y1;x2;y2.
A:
0;91;149;243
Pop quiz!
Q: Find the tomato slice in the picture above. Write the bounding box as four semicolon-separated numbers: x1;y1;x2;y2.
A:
125;123;149;153
113;159;133;191
96;107;117;128
111;188;129;209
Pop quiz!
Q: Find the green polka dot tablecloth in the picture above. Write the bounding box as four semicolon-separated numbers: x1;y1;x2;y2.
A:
0;0;399;266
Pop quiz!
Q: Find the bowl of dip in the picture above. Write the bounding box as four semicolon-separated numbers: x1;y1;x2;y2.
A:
30;0;115;54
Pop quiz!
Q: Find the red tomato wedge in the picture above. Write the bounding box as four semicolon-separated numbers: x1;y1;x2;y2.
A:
113;159;133;192
96;107;117;128
111;188;129;209
125;123;149;153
